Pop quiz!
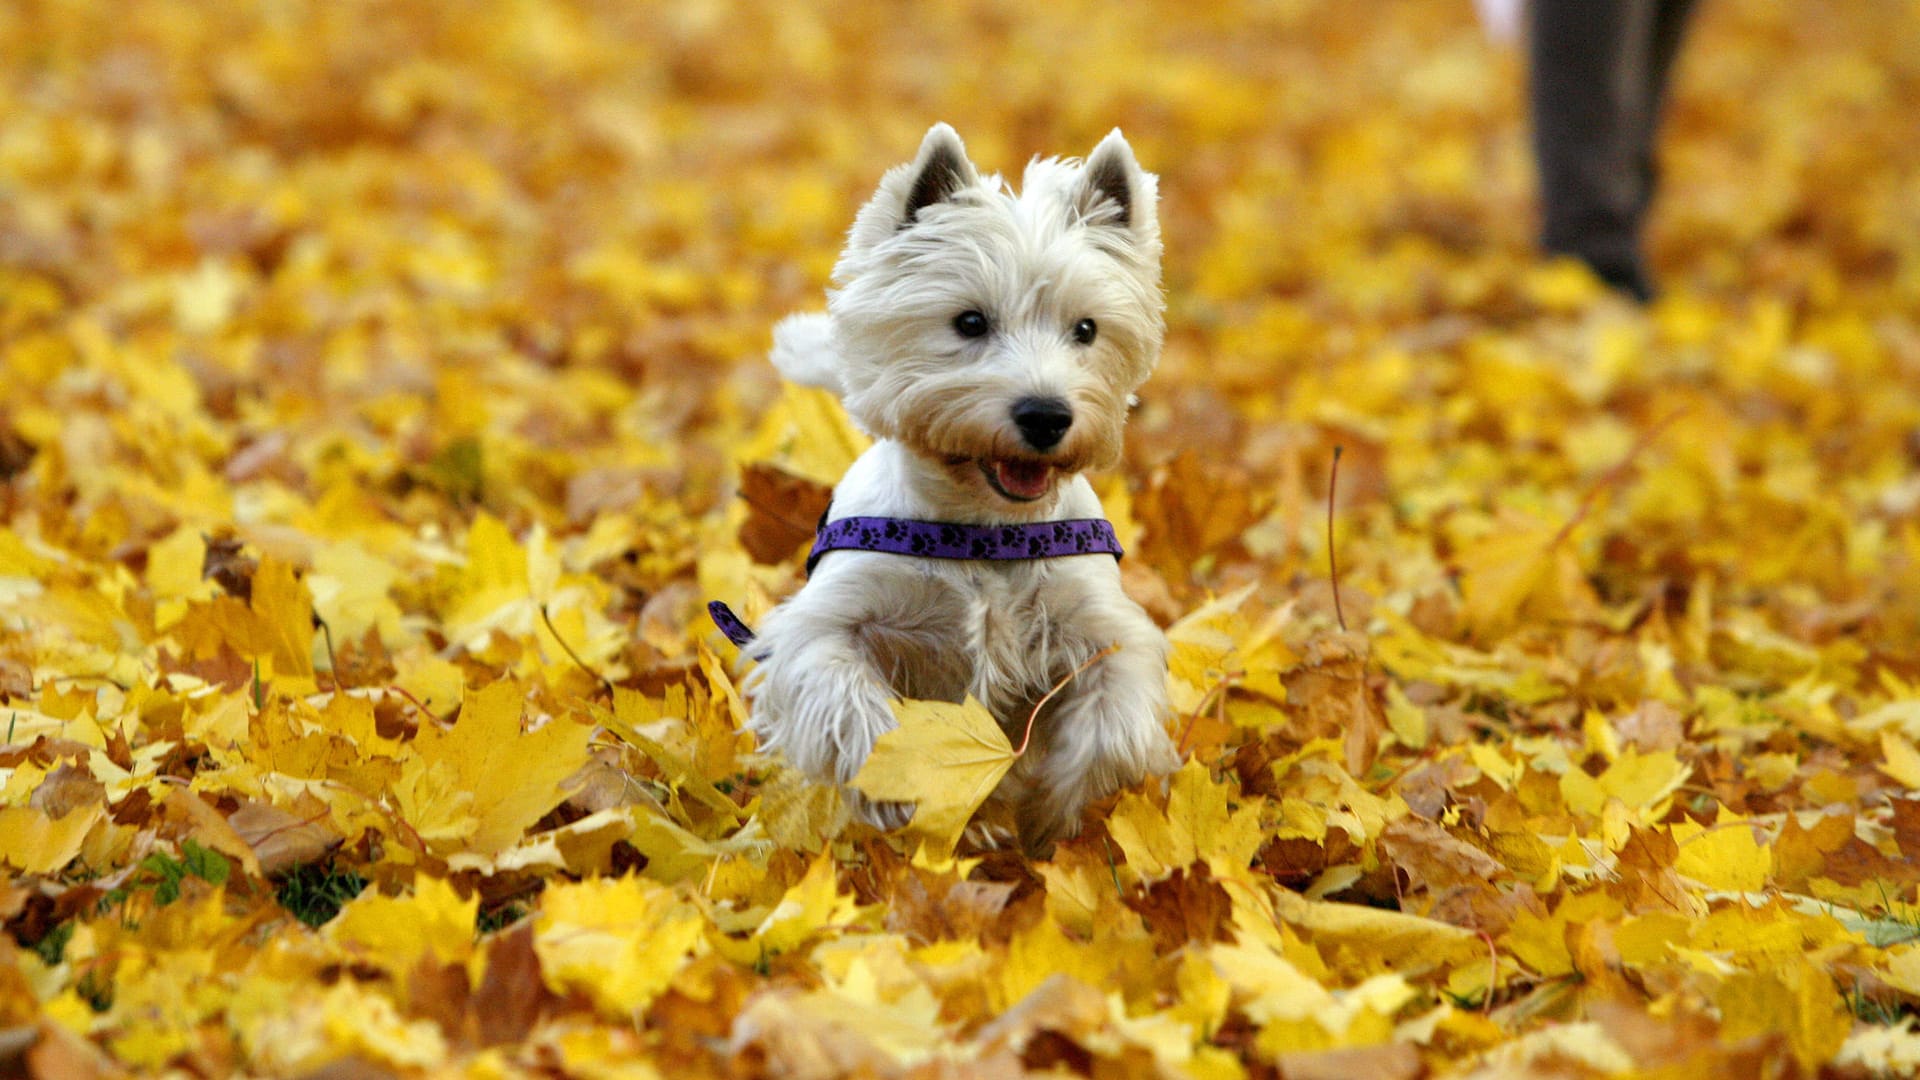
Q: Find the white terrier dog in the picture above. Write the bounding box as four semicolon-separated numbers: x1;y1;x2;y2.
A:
737;123;1176;851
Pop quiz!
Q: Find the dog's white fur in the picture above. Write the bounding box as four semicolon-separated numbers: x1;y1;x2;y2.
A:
744;123;1177;851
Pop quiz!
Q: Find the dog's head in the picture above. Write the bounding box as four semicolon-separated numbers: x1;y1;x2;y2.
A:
824;123;1164;507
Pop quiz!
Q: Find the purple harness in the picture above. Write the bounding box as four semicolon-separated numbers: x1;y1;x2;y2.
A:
707;515;1123;647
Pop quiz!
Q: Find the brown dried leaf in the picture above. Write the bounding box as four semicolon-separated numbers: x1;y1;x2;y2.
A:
200;529;258;603
1135;452;1262;570
738;463;833;565
1888;795;1920;859
474;922;557;1048
884;868;1016;946
1281;631;1386;776
25;765;105;821
1124;862;1234;951
1611;827;1703;915
228;798;343;876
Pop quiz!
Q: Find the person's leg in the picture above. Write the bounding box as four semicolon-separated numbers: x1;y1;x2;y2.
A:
1648;0;1701;106
1529;0;1659;300
1629;0;1702;222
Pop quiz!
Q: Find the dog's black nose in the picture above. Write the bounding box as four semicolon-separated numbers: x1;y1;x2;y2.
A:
1011;397;1073;451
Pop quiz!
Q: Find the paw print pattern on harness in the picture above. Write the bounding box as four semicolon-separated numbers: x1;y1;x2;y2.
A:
709;516;1124;646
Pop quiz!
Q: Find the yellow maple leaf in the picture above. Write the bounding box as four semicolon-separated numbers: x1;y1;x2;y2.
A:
392;653;466;716
1880;730;1920;788
173;257;244;334
317;981;449;1070
1500;891;1623;978
994;913;1118;1012
1688;903;1844;957
391;680;592;860
1558;745;1692;823
748;852;868;957
1269;888;1484;980
1712;957;1851;1072
442;513;570;649
0;804;104;874
1107;792;1191;882
325;874;476;974
315;692;402;759
1671;815;1772;893
481;806;642;876
625;805;732;885
1036;842;1123;936
606;686;745;823
1109;758;1264;883
1164;584;1258;714
1208;938;1415;1054
0;526;54;579
534;875;706;1017
457;511;528;596
1453;511;1589;640
308;540;407;646
734;383;871;487
1383;681;1429;749
251;556;318;694
1169;949;1232;1039
847;697;1016;855
145;526;210;622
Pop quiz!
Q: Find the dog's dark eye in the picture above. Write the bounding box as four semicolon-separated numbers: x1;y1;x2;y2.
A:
1072;317;1098;345
953;310;990;338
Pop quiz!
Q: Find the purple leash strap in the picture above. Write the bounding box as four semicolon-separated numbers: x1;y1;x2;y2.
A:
707;516;1122;648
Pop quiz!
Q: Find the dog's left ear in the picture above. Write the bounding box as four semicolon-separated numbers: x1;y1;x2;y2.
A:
1076;130;1157;238
900;123;979;226
846;124;983;255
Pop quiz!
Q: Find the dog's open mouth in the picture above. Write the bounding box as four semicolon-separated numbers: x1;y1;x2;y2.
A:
979;458;1055;502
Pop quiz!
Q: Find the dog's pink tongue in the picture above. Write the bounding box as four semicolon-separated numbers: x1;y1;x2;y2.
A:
995;460;1053;498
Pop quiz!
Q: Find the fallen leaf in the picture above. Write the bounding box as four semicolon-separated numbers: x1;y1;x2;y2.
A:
848;697;1016;855
0;805;103;875
391;680;593;861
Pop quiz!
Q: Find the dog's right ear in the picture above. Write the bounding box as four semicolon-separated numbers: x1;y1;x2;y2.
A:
1075;129;1157;240
898;123;978;227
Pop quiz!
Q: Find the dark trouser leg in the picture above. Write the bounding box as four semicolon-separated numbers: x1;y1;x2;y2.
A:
1529;0;1698;301
1632;0;1701;223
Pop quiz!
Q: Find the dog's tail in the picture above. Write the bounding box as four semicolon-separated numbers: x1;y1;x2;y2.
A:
769;312;843;397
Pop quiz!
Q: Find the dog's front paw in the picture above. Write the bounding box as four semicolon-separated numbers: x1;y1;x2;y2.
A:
1146;735;1180;776
1014;789;1087;858
960;817;1019;852
847;789;915;831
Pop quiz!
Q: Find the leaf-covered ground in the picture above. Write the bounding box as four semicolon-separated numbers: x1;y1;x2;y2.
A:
4;0;1920;1076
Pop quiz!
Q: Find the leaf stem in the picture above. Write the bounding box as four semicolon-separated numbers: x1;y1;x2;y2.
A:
1328;446;1348;633
387;684;435;717
315;614;342;690
1016;643;1121;757
1478;929;1499;1013
539;602;615;698
1176;668;1245;758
